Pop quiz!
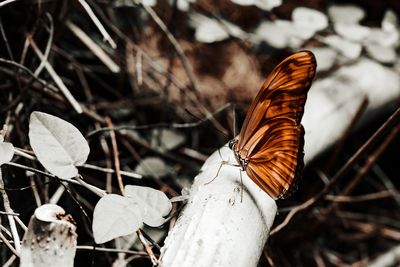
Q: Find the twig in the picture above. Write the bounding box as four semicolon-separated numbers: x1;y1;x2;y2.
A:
14;216;27;231
105;117;124;195
33;13;54;76
2;255;17;267
81;163;142;179
323;124;400;216
28;36;83;114
325;191;396;202
4;162;105;197
372;164;400;206
142;4;228;136
137;229;159;266
0;168;21;254
86;102;232;138
76;245;148;255
0;211;19;216
49;184;66;204
141;4;199;95
0;231;18;256
324;97;369;173
65;20;120;73
366;244;400;267
0;0;18;8
0;61;104;122
77;0;117;49
348;221;400;241
0;16;14;60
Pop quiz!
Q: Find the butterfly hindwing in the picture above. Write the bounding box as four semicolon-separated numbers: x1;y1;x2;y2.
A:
234;51;316;199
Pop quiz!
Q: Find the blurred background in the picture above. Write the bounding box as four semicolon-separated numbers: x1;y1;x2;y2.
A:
0;0;399;266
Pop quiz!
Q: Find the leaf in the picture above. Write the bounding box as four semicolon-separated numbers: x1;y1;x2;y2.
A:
190;13;247;43
321;35;362;59
333;23;370;42
366;44;396;64
292;7;328;32
0;142;14;165
382;9;398;32
134;157;171;179
308;47;338;72
151;129;186;151
231;0;282;11
255;20;310;49
125;185;172;227
93;194;142;244
29;112;90;179
328;4;365;24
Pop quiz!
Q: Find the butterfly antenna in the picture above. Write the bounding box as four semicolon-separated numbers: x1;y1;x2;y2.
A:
233;103;237;138
240;170;244;202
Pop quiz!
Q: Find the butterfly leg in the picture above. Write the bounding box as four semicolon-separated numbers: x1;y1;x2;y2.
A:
204;160;225;185
204;148;231;185
240;170;244;202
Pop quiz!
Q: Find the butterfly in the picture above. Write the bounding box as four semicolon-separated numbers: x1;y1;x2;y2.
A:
229;50;317;199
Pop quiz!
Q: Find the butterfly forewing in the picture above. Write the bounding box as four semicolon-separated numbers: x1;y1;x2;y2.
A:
234;51;316;199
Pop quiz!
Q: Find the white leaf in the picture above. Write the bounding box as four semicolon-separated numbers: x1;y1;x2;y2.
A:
321;35;362;59
93;194;142;244
0;142;14;165
191;14;246;43
134;157;171;179
192;14;229;43
382;9;398;32
125;185;172;227
141;0;156;6
366;44;397;64
176;0;196;11
151;129;186;151
292;7;328;32
29;112;90;179
334;23;370;42
255;20;295;49
231;0;282;11
308;47;338;72
366;28;399;47
328;4;365;24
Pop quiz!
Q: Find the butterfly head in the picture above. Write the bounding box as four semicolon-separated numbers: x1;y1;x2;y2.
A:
228;139;237;150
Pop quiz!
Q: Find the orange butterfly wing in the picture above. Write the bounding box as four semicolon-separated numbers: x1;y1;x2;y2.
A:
234;50;316;199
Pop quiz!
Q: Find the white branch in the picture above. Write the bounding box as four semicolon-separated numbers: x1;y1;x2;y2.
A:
160;146;277;267
160;57;400;266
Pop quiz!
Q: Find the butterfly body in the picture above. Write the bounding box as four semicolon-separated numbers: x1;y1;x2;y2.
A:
231;51;316;200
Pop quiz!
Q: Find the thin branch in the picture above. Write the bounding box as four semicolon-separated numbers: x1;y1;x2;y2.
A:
141;4;228;136
0;168;21;254
33;13;54;76
137;229;159;266
81;163;142;179
65;20;120;73
28;37;83;114
0;0;19;8
4;162;105;197
0;16;14;60
77;0;117;49
86;102;232;138
105;117;124;195
0;231;18;256
325;191;396;202
141;4;199;95
76;245;148;255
